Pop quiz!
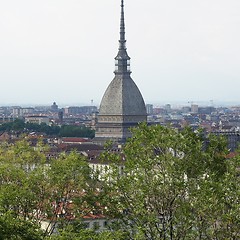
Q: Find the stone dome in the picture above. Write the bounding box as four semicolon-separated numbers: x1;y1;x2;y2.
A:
99;75;146;116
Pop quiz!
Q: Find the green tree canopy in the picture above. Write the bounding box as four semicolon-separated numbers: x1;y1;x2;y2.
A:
59;125;95;138
100;123;240;239
0;212;44;240
0;139;99;239
0;124;239;239
0;119;95;138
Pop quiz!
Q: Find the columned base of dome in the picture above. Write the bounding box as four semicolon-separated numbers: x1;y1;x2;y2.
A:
94;117;146;146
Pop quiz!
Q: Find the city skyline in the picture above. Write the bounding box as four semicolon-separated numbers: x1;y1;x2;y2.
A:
0;0;240;106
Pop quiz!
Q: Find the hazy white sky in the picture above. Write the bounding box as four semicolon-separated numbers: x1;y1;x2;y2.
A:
0;0;240;106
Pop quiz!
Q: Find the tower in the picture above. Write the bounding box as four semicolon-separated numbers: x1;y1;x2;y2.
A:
94;0;147;144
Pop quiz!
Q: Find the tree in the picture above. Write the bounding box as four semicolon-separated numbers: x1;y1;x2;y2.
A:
0;125;239;239
100;123;240;239
0;212;44;240
49;222;129;240
0;119;94;137
12;118;25;131
0;138;99;238
59;125;95;138
0;119;25;132
0;139;48;239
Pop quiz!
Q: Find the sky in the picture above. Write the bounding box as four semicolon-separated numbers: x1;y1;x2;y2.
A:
0;0;240;107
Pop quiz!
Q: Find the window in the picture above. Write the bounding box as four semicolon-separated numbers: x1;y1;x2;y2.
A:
103;221;108;228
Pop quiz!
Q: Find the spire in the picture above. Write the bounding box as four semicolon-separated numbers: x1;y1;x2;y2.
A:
119;0;126;50
114;0;131;75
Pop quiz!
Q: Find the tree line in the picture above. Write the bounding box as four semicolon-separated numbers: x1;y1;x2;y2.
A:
0;119;95;138
0;123;239;239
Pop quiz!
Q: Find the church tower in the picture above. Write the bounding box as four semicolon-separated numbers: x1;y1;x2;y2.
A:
94;0;147;144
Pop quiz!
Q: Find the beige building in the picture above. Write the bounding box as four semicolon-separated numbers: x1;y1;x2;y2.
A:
25;116;50;125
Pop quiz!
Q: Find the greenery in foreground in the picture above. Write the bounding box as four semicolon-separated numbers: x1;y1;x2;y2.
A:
0;119;95;138
0;123;239;239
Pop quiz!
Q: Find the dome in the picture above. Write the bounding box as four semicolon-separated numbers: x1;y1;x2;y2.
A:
99;75;146;116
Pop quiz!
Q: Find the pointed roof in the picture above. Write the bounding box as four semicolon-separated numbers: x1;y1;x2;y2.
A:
99;75;146;116
119;0;127;50
98;0;146;117
114;0;131;76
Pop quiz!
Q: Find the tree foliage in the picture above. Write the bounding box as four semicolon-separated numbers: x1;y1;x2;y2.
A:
0;138;98;239
0;124;239;239
0;119;95;138
100;123;240;239
59;125;95;138
0;212;44;240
